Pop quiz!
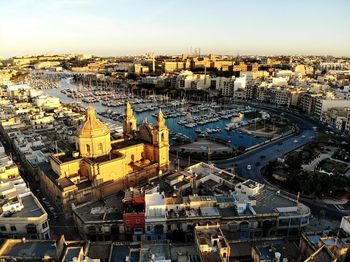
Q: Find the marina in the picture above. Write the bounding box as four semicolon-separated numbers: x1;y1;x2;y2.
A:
44;78;270;148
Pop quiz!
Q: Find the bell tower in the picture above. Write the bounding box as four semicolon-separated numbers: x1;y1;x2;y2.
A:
123;102;137;137
153;109;169;171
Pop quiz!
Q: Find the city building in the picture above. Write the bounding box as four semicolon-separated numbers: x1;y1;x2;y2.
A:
0;142;50;240
143;162;310;241
315;98;350;118
195;224;230;262
38;104;170;217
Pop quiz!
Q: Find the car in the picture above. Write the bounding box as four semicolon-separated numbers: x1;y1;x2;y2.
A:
247;165;252;170
301;135;306;138
260;155;266;159
278;142;283;146
293;139;298;143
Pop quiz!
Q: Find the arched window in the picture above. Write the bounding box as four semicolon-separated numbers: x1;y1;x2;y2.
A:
161;133;164;143
86;144;91;154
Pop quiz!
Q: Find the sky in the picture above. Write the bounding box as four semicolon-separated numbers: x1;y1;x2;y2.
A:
0;0;350;57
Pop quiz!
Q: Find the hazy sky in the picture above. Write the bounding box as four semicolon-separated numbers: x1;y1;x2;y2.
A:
1;0;349;57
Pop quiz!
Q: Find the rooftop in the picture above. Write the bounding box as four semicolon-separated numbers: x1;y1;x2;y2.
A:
111;139;144;150
10;193;45;218
73;194;123;222
0;240;56;259
110;244;131;262
87;242;111;261
251;187;309;216
139;240;171;262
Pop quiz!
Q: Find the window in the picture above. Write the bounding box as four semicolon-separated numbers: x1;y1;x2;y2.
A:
136;219;140;224
10;226;16;232
42;221;48;230
0;226;6;232
86;144;91;154
98;143;103;152
147;226;151;232
161;133;164;142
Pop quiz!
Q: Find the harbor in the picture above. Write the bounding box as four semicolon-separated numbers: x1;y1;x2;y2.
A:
44;78;270;149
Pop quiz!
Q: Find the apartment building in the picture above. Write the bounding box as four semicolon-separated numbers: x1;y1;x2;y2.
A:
70;163;310;244
213;77;235;97
162;60;191;72
321;107;350;131
266;88;291;107
143;163;310;241
314;98;350;117
195;225;230;262
0;143;50;240
298;92;323;114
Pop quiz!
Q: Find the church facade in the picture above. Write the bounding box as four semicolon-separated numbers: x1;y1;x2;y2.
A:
38;103;169;216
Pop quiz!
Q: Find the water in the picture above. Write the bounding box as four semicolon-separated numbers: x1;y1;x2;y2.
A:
44;78;267;148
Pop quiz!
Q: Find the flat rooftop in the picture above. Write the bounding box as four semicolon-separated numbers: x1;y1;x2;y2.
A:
7;193;45;218
56;153;81;163
110;244;131;262
139;240;170;262
87;242;112;261
252;187;309;215
0;240;56;259
111;139;144;149
74;194;123;222
87;151;124;164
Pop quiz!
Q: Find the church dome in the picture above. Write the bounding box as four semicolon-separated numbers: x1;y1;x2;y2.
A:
79;107;110;138
77;107;112;158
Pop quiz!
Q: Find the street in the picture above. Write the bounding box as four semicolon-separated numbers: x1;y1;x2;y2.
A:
171;103;347;221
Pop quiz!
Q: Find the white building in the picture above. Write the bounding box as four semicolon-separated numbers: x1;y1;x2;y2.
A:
272;77;288;87
315;98;350;117
0;150;50;239
275;70;293;79
234;77;246;91
176;71;211;90
35;95;60;110
214;77;235;97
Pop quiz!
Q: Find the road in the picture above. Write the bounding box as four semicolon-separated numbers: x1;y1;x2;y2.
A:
172;102;347;220
215;104;316;182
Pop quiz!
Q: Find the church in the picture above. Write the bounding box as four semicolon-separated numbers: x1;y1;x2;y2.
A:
38;103;170;216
